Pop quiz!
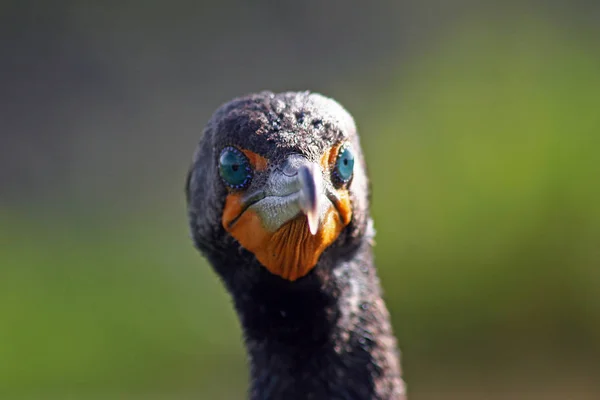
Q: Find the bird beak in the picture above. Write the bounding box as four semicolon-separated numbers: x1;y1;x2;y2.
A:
297;162;322;235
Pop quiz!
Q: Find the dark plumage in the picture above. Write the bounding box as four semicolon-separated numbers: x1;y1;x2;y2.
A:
186;91;406;399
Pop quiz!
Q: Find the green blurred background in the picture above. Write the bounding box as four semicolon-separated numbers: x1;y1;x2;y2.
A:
2;1;599;399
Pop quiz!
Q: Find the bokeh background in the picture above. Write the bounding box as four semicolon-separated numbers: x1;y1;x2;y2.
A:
2;1;599;399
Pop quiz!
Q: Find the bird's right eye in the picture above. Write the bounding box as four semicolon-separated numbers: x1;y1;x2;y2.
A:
219;147;253;189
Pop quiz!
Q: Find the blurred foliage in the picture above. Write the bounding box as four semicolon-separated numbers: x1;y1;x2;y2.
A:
2;14;600;400
363;18;600;381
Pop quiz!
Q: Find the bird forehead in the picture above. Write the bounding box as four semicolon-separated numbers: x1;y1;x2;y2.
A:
214;116;348;161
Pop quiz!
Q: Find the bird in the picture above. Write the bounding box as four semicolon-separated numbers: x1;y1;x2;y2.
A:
186;91;406;400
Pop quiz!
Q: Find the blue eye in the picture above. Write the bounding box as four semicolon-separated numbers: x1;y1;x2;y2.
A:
219;147;252;189
334;144;355;184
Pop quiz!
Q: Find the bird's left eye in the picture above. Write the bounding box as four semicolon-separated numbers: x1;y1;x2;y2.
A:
334;144;355;184
219;147;253;189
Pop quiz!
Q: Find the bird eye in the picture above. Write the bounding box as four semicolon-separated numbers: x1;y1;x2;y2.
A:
219;147;253;189
333;144;355;184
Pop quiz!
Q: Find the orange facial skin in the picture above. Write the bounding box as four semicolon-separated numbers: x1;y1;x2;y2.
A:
240;149;268;172
221;146;352;281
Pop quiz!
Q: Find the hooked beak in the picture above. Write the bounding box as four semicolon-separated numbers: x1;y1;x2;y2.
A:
232;154;334;235
298;162;322;234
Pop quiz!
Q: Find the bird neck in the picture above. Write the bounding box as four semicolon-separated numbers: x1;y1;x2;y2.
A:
229;242;406;400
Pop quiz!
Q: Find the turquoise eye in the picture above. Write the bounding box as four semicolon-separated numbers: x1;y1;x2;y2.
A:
219;147;253;189
334;144;355;184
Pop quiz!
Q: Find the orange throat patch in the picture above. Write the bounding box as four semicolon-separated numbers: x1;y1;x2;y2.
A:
222;195;352;281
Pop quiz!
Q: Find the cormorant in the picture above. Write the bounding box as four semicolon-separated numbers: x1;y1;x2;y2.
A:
186;91;406;399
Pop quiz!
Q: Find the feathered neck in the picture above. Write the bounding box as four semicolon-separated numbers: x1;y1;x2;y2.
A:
225;240;406;400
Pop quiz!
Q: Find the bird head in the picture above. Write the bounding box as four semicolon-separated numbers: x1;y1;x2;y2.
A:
186;92;371;284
